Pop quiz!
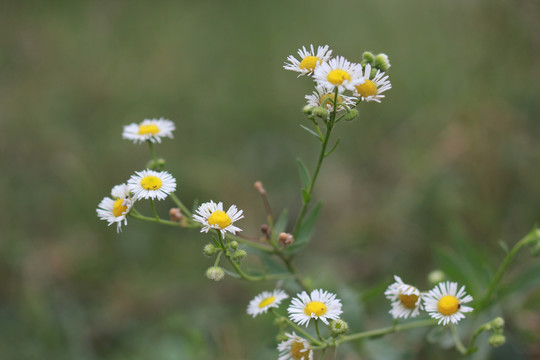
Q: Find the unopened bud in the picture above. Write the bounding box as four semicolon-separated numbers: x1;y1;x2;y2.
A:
146;158;166;170
232;249;247;261
205;266;225;281
273;317;287;327
261;224;270;236
230;241;239;249
278;232;294;246
330;319;349;337
530;241;540;256
488;334;506;347
169;208;183;222
312;106;329;119
344;109;358;121
491;317;505;330
303;105;315;116
254;181;266;195
362;51;375;63
370;68;378;79
203;244;216;257
428;270;446;285
276;332;288;342
374;53;391;72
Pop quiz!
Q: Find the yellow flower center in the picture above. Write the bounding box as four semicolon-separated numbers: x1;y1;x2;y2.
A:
207;210;232;229
258;296;275;308
140;175;162;190
327;69;351;85
319;93;344;109
304;301;327;317
138;124;160;135
112;198;128;217
355;79;378;97
290;340;310;360
437;295;460;316
398;293;419;309
299;55;319;71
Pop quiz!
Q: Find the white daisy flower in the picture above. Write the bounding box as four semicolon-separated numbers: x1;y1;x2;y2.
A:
384;275;423;319
305;85;358;112
247;289;288;317
127;169;177;201
122;118;175;144
193;201;244;239
277;332;313;360
284;44;332;76
313;56;363;92
353;63;392;103
423;281;474;325
96;184;134;233
288;289;342;327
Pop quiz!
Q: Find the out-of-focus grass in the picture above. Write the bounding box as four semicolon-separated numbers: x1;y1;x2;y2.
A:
1;0;539;359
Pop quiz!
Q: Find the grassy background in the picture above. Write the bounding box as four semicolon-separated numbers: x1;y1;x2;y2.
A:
1;0;539;359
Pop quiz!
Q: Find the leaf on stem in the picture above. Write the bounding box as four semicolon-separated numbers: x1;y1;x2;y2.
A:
271;209;289;242
221;268;241;279
299;124;322;141
296;158;311;190
324;138;341;157
287;202;323;255
301;189;311;204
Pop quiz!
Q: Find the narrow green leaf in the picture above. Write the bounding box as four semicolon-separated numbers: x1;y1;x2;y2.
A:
498;240;509;253
287;201;323;255
271;209;288;241
299;124;322;141
324;138;341;157
301;189;311;204
296;158;311;189
221;268;241;278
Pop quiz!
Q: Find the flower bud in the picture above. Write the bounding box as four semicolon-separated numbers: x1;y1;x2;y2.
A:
273;317;287;328
205;266;225;281
232;249;247;262
276;332;289;342
254;181;266;195
363;51;375;63
488;333;506;347
374;53;391;71
370;68;378;79
530;241;540;256
330;319;349;337
303;105;315;116
169;208;183;222
146;158;166;170
312;106;329;119
278;232;294;247
491;317;505;330
230;240;239;249
203;244;217;257
344;109;358;121
428;270;446;285
261;224;270;236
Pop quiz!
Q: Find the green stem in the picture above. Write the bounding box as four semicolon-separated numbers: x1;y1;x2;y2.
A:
335;319;437;345
272;309;323;346
129;211;181;227
150;199;160;221
450;324;467;355
466;324;488;354
478;229;538;310
315;320;324;342
170;192;192;217
147;140;160;169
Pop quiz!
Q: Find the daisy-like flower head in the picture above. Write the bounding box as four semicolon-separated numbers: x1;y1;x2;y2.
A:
247;289;288;318
193;201;244;239
384;275;423;319
288;289;342;327
127;169;176;201
122;118;175;144
96;183;133;232
423;281;474;325
353;63;392;103
313;56;363;92
284;45;332;76
305;85;358;113
277;332;313;360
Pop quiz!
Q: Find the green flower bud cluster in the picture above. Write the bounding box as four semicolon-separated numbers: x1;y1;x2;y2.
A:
205;266;225;281
486;317;506;348
146;158;166;170
361;51;391;77
330;319;349;337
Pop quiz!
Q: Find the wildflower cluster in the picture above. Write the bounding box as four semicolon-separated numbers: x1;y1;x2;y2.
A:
95;45;537;358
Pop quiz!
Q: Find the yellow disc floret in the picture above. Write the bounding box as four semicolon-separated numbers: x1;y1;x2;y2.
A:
355;80;378;97
399;293;420;309
290;340;310;360
208;210;232;229
437;295;460;316
138;124;160;135
327;69;351;85
258;296;276;309
112;198;128;217
304;301;327;317
299;55;319;71
140;176;163;190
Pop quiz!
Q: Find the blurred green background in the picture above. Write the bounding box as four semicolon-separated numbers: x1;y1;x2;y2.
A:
1;0;539;359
